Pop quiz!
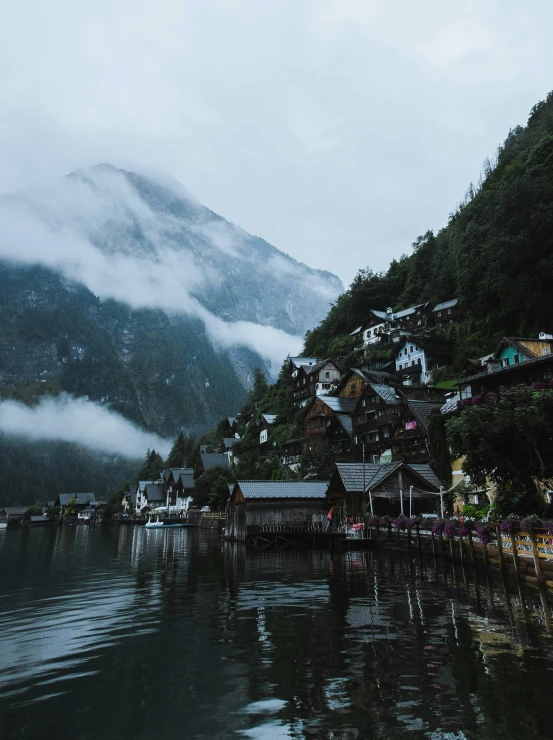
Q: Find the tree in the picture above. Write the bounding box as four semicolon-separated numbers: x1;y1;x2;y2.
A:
137;449;164;481
166;432;196;468
207;474;233;510
427;410;452;487
193;466;234;508
446;385;553;515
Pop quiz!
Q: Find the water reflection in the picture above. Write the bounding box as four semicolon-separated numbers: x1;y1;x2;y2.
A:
0;527;552;739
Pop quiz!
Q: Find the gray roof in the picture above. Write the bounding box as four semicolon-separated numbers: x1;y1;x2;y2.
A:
317;396;358;414
333;462;443;493
407;400;443;432
433;298;458;312
370;304;427;322
261;414;277;425
47;500;56;508
144;483;165;503
235;481;329;500
200;453;231;471
350;325;363;336
290;357;320;368
333;415;353;437
409;464;443;490
371;383;401;405
306;358;338;376
1;506;28;516
57;493;95;506
179;471;195;489
222;437;238;448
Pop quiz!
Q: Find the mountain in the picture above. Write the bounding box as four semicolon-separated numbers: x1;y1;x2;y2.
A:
304;91;553;366
0;165;343;436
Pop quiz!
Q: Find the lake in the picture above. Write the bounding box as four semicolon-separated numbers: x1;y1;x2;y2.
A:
1;526;552;739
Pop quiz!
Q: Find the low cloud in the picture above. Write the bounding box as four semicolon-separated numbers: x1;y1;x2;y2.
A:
0;165;314;372
0;395;172;458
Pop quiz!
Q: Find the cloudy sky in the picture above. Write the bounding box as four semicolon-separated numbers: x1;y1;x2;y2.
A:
1;0;552;285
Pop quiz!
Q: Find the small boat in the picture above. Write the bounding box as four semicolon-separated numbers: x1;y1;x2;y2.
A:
145;516;165;529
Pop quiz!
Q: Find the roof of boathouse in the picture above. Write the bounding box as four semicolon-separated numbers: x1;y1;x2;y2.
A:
57;493;96;506
330;462;442;493
233;481;329;500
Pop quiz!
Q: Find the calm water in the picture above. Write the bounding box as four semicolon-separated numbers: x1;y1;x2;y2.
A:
1;527;553;740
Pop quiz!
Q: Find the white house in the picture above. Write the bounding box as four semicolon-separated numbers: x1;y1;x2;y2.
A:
395;339;427;383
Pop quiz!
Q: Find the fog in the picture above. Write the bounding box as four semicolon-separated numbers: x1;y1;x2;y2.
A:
0;395;172;458
0;165;310;370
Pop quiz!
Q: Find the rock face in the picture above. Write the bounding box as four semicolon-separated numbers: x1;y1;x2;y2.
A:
0;165;342;435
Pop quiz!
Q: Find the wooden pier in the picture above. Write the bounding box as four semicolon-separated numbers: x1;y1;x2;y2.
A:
245;528;375;551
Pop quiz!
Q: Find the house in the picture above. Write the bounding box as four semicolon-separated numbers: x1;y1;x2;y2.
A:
326;461;443;518
161;468;194;510
292;359;341;403
303;396;358;454
196;453;231;476
459;348;553;400
0;506;28;525
351;382;402;455
324;414;354;452
350;312;397;349
221;437;239;452
432;299;459;326
56;493;96;512
491;336;553;371
390;399;444;463
394;336;455;385
123;480;162;513
225;480;329;541
259;413;278;449
143;483;165;510
221;417;238;436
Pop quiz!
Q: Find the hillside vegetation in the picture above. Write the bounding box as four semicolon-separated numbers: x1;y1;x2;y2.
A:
305;92;553;366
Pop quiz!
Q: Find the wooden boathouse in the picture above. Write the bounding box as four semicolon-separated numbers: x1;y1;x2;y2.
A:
327;462;444;518
225;480;329;543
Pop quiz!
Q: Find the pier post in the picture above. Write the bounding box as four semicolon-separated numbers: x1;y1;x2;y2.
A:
510;531;521;579
467;530;476;568
529;529;545;585
495;524;505;575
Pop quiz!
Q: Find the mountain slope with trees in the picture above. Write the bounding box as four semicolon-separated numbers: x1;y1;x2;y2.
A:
305;91;553;367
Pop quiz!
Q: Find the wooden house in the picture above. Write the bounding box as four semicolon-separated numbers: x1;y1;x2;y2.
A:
280;438;302;469
390;399;443;463
324;414;354;452
303;395;358;454
432;299;459;326
293;359;341;403
334;367;396;401
394;336;455;385
143;483;165;510
491;336;553;370
225;480;329;541
351;382;402;454
56;493;95;513
326;461;443;518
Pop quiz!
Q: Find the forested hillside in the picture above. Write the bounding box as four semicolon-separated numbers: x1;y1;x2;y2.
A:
305;92;553;366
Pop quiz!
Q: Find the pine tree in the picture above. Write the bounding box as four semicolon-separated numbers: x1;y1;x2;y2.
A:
165;432;195;468
137;449;164;481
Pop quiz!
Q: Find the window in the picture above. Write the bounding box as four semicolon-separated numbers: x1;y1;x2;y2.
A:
325;371;330;378
437;311;442;317
384;427;390;437
543;347;550;355
409;346;413;353
367;329;372;337
501;358;509;367
417;320;422;326
362;399;366;407
447;308;452;314
411;360;415;366
514;353;520;364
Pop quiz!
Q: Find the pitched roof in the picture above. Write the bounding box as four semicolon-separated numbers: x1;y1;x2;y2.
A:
317;396;358;414
200;453;231;471
2;506;29;516
234;481;329;500
137;479;162;493
290;357;320;369
433;298;458;312
222;437;238;448
332;462;443;493
306;358;339;376
178;471;195;489
494;336;543;360
57;493;95;506
407;400;443;432
333;414;353;437
144;483;165;502
261;414;277;425
371;383;401;405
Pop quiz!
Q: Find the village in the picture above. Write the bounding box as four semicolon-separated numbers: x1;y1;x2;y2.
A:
3;296;553;580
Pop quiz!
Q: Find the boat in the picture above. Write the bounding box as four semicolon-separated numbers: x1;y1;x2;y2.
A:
145;516;165;529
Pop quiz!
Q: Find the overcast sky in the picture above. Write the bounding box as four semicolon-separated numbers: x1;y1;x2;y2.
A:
1;1;552;286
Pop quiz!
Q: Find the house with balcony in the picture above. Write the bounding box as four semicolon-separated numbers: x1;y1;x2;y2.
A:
259;413;277;452
458;335;553;400
351;382;402;457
